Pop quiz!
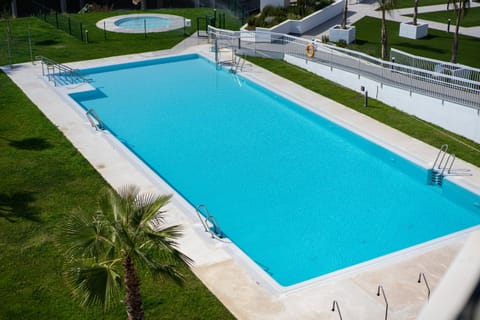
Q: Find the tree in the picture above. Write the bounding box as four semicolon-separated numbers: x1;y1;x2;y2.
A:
412;0;419;25
448;0;469;63
341;0;348;29
58;185;192;320
377;0;398;60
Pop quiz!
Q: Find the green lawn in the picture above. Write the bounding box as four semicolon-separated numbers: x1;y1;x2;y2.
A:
404;7;480;27
349;16;480;67
394;0;451;9
0;8;242;65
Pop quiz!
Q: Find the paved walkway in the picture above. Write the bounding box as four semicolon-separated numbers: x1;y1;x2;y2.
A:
304;0;480;38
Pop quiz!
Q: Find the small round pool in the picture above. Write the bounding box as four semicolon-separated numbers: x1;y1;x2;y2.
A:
115;16;171;29
97;14;185;34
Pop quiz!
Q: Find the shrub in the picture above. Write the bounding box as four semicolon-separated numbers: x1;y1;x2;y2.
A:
246;0;333;29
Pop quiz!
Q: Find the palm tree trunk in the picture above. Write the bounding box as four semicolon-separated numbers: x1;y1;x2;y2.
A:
341;0;348;29
413;0;419;25
450;0;464;64
123;256;144;320
381;9;388;60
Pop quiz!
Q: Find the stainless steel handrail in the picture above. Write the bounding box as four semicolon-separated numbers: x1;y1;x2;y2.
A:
36;55;91;86
377;285;389;320
85;109;104;131
418;272;431;301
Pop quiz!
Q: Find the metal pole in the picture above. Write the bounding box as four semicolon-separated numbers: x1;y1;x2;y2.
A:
104;21;107;40
377;285;388;320
85;29;88;44
28;25;33;63
6;19;12;67
144;19;147;39
215;38;218;63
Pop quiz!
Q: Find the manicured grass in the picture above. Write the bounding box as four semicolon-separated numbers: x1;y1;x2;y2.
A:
395;0;451;9
0;37;234;320
0;8;242;65
245;57;480;167
349;16;480;67
405;7;480;27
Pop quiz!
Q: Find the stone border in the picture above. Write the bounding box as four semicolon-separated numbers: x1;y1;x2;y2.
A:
96;13;185;34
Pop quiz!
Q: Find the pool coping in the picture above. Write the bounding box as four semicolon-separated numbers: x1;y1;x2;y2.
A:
96;13;186;34
3;38;480;319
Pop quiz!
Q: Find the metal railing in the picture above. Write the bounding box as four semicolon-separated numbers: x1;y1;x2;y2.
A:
85;109;104;131
377;285;389;320
331;300;343;320
208;26;480;110
36;55;90;86
418;272;431;301
195;204;225;239
391;48;480;83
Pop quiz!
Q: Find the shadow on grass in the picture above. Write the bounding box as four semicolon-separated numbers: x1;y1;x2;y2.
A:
0;192;42;223
5;137;53;151
35;39;61;46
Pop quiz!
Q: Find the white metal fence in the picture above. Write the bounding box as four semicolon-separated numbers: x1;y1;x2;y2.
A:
391;48;480;83
208;26;480;110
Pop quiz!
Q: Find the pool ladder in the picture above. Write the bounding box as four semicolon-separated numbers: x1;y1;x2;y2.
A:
230;53;245;74
195;204;224;238
36;55;91;86
431;144;455;186
86;108;104;131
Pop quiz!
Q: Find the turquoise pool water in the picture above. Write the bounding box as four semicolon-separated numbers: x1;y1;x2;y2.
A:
71;54;480;287
114;16;170;29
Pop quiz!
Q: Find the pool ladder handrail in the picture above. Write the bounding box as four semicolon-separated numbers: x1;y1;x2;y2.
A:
418;272;431;301
195;204;224;238
36;55;91;86
331;300;343;320
432;144;448;171
230;53;245;74
86;109;105;131
431;144;458;185
377;284;389;320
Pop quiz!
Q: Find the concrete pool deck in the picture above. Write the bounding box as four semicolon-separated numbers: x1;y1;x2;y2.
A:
3;37;480;319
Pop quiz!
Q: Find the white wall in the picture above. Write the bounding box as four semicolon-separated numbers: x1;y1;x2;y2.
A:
260;0;289;9
285;54;480;143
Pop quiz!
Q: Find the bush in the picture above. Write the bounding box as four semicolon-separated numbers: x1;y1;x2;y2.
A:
246;0;333;29
336;39;347;47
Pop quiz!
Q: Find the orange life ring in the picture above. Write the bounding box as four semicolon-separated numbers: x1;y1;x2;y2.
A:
305;44;315;58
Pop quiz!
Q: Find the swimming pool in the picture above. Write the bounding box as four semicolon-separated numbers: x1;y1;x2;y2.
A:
70;54;480;287
97;14;185;34
115;16;170;29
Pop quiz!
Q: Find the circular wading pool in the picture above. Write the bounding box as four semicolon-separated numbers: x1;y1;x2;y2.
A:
97;14;185;33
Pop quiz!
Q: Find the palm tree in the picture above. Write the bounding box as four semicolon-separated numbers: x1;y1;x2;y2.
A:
412;0;419;25
341;0;349;29
448;0;469;63
58;185;192;320
377;0;398;60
